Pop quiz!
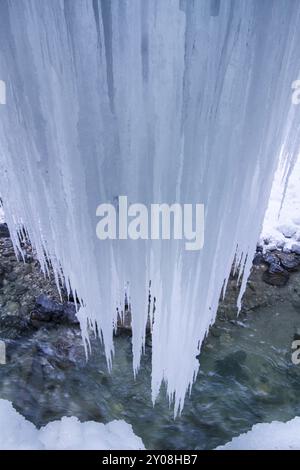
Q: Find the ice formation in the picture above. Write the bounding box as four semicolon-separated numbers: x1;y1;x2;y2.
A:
0;1;300;414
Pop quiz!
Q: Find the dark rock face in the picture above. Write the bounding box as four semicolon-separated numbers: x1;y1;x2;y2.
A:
32;294;78;327
0;223;9;238
30;309;52;324
63;302;79;325
276;252;300;271
253;253;264;266
262;264;289;287
0;265;5;288
36;294;63;313
263;252;281;266
260;250;300;287
0;234;80;338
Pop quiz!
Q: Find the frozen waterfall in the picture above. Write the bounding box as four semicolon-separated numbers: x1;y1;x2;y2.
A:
0;0;300;414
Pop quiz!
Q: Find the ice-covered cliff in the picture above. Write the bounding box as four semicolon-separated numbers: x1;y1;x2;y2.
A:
0;0;300;413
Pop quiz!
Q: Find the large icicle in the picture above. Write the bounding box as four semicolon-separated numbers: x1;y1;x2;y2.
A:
0;0;300;414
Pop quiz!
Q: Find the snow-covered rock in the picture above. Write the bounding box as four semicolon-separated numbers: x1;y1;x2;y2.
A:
217;417;300;450
0;400;144;450
278;224;297;239
291;244;300;255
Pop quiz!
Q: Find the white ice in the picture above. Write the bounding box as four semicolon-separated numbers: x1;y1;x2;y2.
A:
0;1;300;414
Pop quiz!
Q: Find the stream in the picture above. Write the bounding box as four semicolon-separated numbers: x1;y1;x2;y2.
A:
0;257;300;449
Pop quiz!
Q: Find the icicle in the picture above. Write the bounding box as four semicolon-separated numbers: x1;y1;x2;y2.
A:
0;0;300;414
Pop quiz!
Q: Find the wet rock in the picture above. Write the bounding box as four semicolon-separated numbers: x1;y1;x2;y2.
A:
263;252;280;266
24;254;34;264
253;253;264;266
0;266;5;287
36;294;63;314
5;301;20;315
0;223;9;238
260;251;292;286
1;262;12;274
277;252;300;271
62;288;80;304
63;302;79;325
117;310;132;333
30;310;52;324
247;281;256;292
23;263;32;274
0;314;31;338
33;295;79;326
7;271;17;282
15;283;28;296
262;264;289;287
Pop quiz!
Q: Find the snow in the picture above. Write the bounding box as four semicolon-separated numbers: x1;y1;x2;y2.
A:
2;397;300;451
0;399;144;450
217;417;300;450
1;398;300;450
261;154;300;251
0;1;300;414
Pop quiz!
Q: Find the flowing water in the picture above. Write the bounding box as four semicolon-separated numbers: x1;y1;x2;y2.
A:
0;265;300;449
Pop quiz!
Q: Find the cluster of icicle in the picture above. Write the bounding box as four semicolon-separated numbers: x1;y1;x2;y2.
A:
0;0;300;415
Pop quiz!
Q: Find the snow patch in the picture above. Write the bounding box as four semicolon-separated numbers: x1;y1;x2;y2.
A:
217;417;300;450
0;400;144;450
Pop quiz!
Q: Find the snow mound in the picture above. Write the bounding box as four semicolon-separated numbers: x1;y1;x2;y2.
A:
217;417;300;450
0;400;144;450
